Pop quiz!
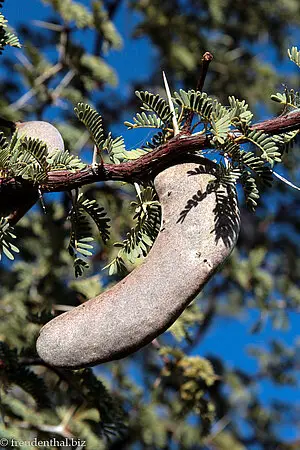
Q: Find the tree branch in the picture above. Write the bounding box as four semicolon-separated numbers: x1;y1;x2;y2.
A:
1;110;300;217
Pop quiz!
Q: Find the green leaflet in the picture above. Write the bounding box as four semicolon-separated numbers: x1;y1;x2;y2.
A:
211;110;232;144
272;130;299;154
288;46;300;68
0;217;19;261
158;348;218;436
228;96;253;129
104;133;151;164
240;170;260;211
245;129;281;166
124;111;164;129
92;2;123;50
0;342;50;408
1;131;86;183
169;303;204;342
0;132;10;169
68;192;110;277
47;149;86;171
105;186;161;274
124;91;173;132
135;90;172;123
78;193;110;243
72;368;126;437
173;90;214;121
11;136;49;182
41;0;93;29
0;3;21;54
271;89;300;109
74;103;104;150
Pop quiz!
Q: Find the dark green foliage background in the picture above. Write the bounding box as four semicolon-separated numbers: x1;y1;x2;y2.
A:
0;1;299;449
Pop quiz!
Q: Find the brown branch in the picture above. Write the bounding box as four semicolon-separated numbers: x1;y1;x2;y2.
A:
29;109;300;189
1;109;300;221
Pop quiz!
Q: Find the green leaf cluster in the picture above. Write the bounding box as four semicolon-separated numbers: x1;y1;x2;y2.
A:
42;0;122;50
0;1;21;54
68;192;110;277
0;341;50;408
0;217;19;261
0;131;86;183
105;186;160;274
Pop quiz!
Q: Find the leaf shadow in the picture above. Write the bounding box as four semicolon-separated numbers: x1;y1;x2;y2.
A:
177;161;240;248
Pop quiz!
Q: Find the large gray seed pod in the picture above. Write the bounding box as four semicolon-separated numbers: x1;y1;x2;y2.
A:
37;160;240;368
16;121;64;154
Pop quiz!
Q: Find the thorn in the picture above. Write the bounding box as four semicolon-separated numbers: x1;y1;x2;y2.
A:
162;71;179;136
38;187;47;214
273;170;300;191
92;144;98;168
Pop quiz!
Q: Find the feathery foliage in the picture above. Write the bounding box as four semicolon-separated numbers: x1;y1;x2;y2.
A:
105;186;160;274
0;131;86;182
68;192;110;277
74;103;104;150
124;91;172;130
121;87;284;213
0;217;19;260
288;46;300;68
47;149;86;171
0;342;50;408
0;1;21;54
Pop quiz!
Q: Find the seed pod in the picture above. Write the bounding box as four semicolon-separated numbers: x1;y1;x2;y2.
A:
16;121;64;154
1;121;65;222
36;160;240;368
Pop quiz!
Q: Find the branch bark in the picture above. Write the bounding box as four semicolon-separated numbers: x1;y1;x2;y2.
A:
1;109;300;220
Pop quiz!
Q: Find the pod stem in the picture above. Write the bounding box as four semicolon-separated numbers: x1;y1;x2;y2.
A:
183;52;213;134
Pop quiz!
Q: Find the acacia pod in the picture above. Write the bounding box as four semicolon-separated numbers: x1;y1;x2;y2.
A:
36;160;240;368
16;121;64;154
1;121;65;222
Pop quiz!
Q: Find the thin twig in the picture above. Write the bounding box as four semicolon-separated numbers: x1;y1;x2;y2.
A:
58;27;70;63
51;69;75;100
32;20;64;32
204;414;231;444
9;63;63;111
183;52;213;133
196;52;214;92
15;50;33;70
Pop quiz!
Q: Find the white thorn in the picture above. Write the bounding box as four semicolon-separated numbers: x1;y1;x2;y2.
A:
273;170;300;191
162;71;179;136
92;144;98;168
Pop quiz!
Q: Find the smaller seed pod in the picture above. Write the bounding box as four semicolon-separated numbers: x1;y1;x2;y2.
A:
16;121;64;154
1;121;65;221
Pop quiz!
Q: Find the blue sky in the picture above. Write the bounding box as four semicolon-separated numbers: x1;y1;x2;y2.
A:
2;0;300;443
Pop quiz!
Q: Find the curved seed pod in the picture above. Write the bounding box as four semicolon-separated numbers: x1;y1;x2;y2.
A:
36;160;240;368
16;121;64;154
